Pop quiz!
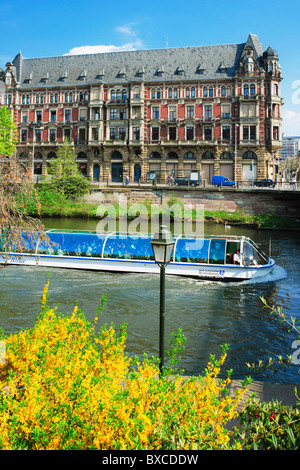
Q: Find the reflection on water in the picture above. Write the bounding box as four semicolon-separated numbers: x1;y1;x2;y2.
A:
0;218;299;383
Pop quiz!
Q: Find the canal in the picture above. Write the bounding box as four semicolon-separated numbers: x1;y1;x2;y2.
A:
0;218;299;383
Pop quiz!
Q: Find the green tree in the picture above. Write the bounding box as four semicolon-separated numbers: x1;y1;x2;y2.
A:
0;106;17;156
48;140;91;199
49;139;79;181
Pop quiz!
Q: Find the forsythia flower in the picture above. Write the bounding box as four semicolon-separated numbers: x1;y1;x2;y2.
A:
0;283;248;450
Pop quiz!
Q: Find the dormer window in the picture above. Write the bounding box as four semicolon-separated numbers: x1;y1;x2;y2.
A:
136;67;145;78
24;72;33;84
176;65;185;76
219;62;227;73
118;68;126;78
197;63;205;74
41;72;49;83
96;70;105;80
60;71;68;82
79;70;87;81
156;66;164;77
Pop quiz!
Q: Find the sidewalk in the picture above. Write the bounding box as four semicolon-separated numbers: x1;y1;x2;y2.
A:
228;380;299;407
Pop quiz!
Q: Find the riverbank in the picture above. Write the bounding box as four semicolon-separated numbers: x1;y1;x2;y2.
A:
35;201;300;230
25;183;300;229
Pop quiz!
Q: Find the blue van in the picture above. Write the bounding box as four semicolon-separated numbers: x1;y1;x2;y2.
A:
212;176;236;187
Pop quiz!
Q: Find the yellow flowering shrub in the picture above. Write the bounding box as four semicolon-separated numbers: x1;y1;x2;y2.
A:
0;282;248;450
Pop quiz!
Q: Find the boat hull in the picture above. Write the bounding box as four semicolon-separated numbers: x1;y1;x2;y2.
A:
0;252;275;282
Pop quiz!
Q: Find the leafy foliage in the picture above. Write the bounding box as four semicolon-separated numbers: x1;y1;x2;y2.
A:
234;397;300;450
0;281;248;450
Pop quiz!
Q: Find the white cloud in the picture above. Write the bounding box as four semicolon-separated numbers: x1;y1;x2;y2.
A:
116;26;136;36
282;108;300;136
64;41;143;56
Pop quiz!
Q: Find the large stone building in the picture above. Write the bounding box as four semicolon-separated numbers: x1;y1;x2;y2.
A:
1;33;283;183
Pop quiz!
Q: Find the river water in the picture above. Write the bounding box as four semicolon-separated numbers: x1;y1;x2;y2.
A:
0;217;299;383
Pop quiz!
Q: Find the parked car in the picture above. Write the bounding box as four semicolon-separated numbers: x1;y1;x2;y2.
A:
212;175;236;187
254;178;276;188
174;177;189;186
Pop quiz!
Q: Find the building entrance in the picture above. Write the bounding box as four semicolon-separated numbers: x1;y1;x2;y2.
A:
111;163;123;182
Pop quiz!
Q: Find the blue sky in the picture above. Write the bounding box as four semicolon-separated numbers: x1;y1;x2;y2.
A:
1;0;299;134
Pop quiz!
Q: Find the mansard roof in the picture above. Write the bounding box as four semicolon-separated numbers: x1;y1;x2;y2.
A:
11;34;269;89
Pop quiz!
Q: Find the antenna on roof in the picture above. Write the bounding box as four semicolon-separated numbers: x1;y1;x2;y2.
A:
166;33;168;49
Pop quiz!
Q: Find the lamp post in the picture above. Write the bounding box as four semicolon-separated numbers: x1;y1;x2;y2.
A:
151;225;175;375
234;123;239;186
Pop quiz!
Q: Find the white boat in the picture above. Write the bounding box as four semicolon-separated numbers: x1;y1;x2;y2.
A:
0;229;275;282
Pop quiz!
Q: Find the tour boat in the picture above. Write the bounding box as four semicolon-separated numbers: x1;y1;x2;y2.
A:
0;229;275;282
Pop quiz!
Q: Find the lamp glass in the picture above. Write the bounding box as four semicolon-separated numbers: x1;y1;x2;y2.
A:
151;225;175;267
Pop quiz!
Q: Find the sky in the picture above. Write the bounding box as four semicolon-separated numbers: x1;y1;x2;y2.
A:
1;0;300;135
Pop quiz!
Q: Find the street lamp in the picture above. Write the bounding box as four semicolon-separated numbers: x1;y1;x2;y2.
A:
151;225;175;375
234;123;239;186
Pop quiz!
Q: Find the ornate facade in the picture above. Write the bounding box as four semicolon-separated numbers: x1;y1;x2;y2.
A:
2;33;283;183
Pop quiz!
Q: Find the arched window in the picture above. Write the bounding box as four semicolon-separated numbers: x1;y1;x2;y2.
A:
221;86;226;97
48;152;57;159
116;89;121;101
132;86;140;98
186;87;190;98
55;93;59;103
203;86;208;97
220;152;233;160
184;152;196;160
149;152;161;159
77;152;87;159
111;90;116;101
243;151;257;160
243;84;249;96
168;88;173;99
167;151;178;159
250;84;256;96
111;150;123;160
174;88;178;98
202;151;214;160
122;89;127;100
65;92;69;102
273;83;279;96
191;87;196;98
19;152;28;160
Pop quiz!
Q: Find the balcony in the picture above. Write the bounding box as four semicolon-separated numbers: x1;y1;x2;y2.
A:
59;120;75;126
106;99;128;106
29;121;44;127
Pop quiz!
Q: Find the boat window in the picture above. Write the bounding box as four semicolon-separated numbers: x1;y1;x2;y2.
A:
208;239;226;264
39;231;107;257
174;238;209;263
225;241;240;264
103;235;154;260
243;241;268;266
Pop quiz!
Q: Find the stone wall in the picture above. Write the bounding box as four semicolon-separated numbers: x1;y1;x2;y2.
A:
84;187;300;218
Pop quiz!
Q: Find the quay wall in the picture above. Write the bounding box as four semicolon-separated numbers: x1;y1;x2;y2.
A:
84;187;300;218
